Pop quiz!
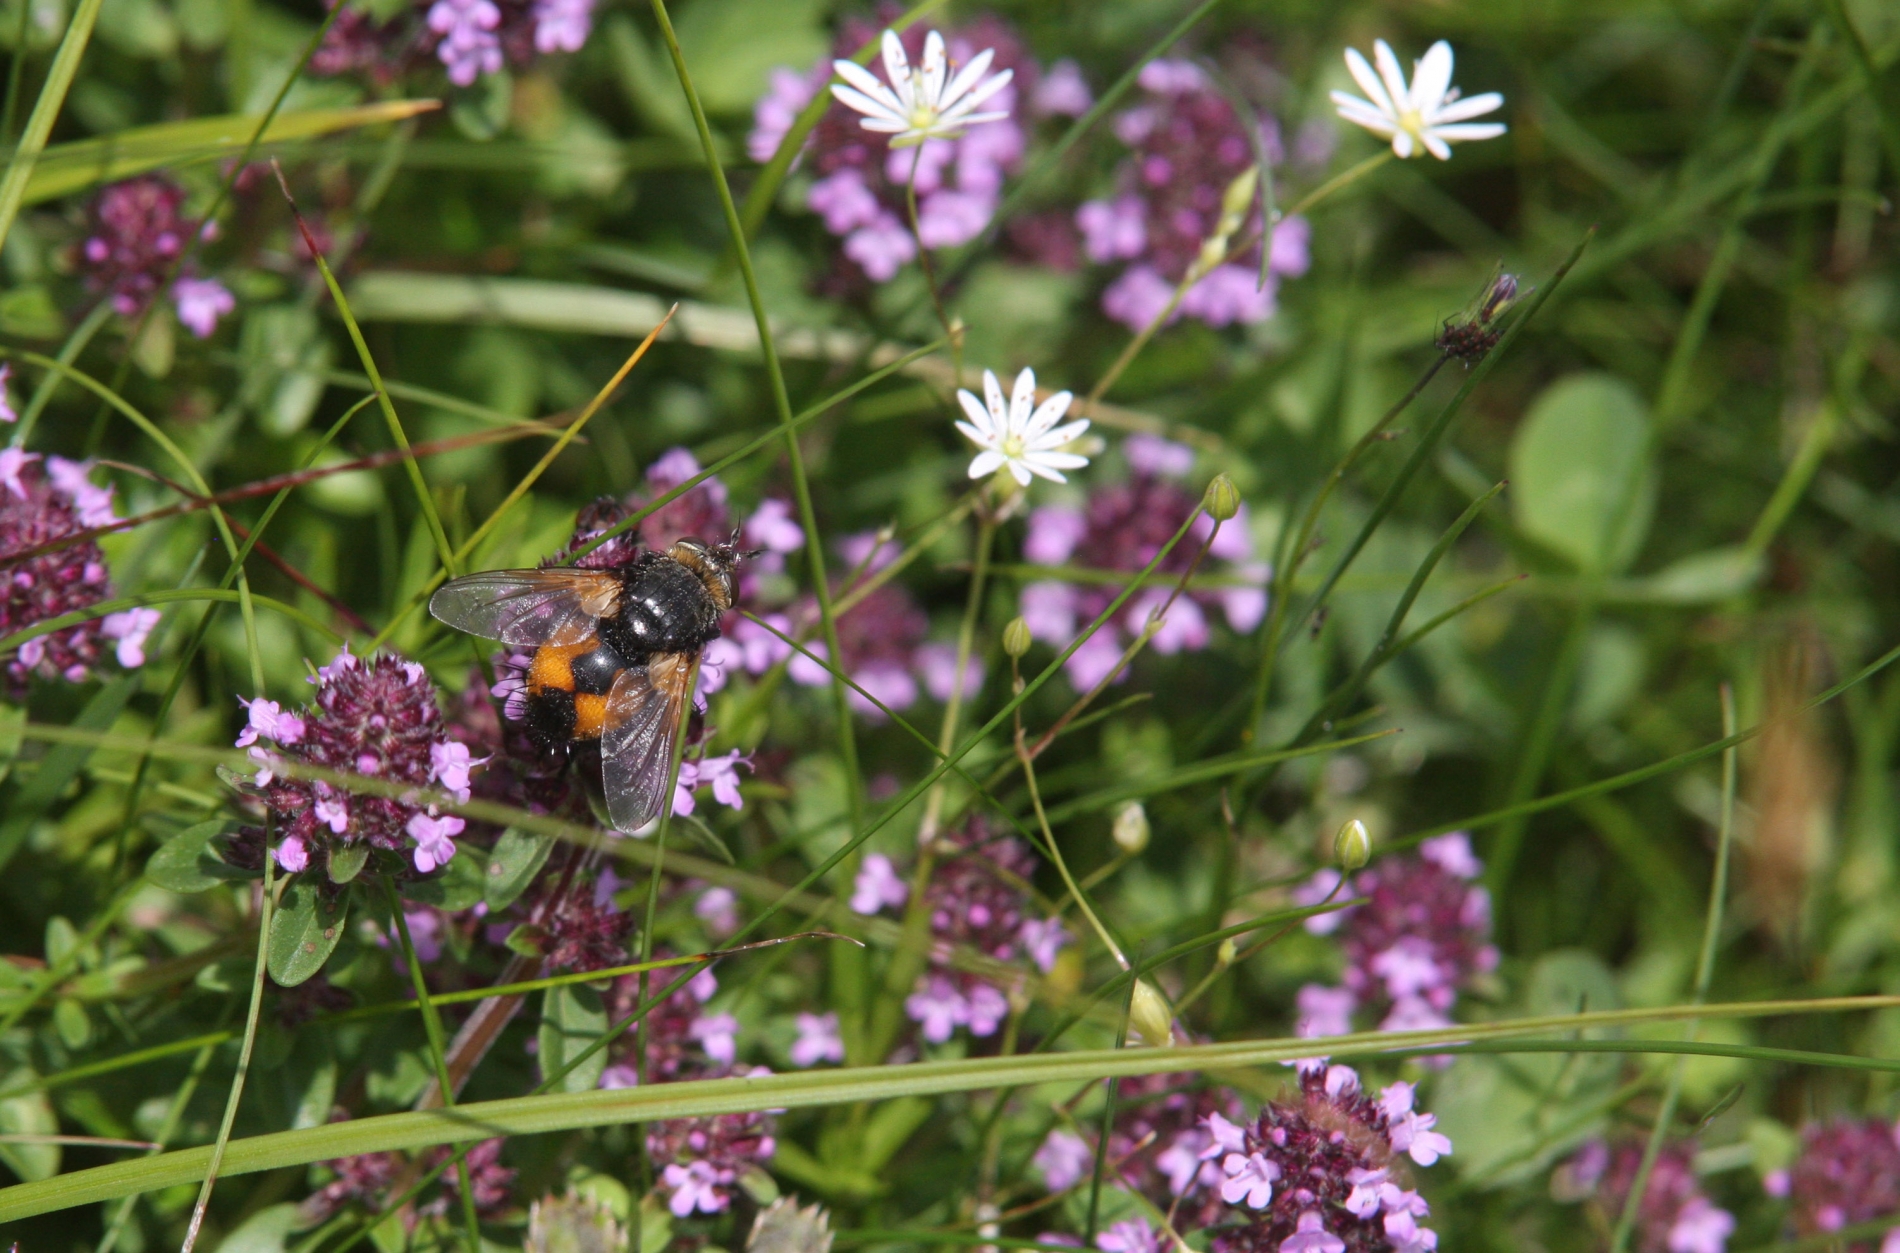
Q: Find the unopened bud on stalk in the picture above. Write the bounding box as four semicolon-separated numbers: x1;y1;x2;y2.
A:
1112;802;1150;854
1002;617;1032;659
1219;167;1260;232
1128;979;1175;1047
1203;473;1241;522
1216;937;1237;968
1333;817;1371;871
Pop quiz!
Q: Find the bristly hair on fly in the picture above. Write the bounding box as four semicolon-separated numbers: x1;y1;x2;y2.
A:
1436;266;1524;364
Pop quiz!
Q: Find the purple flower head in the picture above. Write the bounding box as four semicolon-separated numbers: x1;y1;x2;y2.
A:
648;1096;776;1217
538;874;633;973
173;276;235;338
695;885;740;936
1566;1138;1732;1253
1098;1219;1159;1253
81;177;196;317
1019;464;1266;688
1034;1129;1093;1191
557;447;734;573
786;578;928;719
851;852;910;914
673;749;751;817
1081;64;1308;330
604;951;727;1083
530;0;592;53
1296;833;1495;1037
1200;1067;1446;1253
790;1011;845;1067
1772;1117;1900;1247
428;1137;516;1219
242;649;476;878
0;455;135;690
427;0;503;85
1104;1070;1247;1226
0;363;14;423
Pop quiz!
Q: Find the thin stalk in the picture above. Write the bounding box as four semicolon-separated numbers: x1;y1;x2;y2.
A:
383;880;483;1250
177;856;277;1253
1018;731;1126;972
1279;151;1392;219
648;0;863;836
1083;986;1134;1244
95;1029;224;1253
0;0;33;142
11;298;112;449
904;154;958;355
1610;687;1739;1253
637;698;695;1083
273;163;458;579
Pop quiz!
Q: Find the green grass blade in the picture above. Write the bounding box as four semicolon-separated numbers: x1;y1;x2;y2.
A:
0;0;105;255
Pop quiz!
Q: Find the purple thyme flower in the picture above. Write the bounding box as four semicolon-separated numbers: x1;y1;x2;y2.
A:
789;1011;845;1067
427;0;503;85
851;852;910;914
0;363;15;423
537;873;633;973
601;952;725;1085
1018;439;1268;689
530;0;592;53
1097;1069;1249;1227
0;454;142;690
672;748;751;817
1765;1116;1900;1249
786;546;930;718
241;646;477;877
750;13;1064;286
80;177;195;317
1199;1065;1447;1253
1294;832;1497;1040
898;817;1059;1045
694;885;740;936
1078;59;1310;331
649;1098;777;1217
172;276;235;338
1033;1129;1094;1191
1564;1138;1733;1253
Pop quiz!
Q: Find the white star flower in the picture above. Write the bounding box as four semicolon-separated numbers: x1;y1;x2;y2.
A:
956;367;1089;488
831;29;1014;149
1330;40;1506;160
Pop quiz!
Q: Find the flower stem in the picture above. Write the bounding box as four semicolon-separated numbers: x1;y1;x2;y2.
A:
905;157;961;375
383;879;483;1251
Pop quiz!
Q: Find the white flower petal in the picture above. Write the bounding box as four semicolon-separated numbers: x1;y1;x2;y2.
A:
1010;368;1039;430
1431;90;1503;124
968;449;1008;479
881;30;913;111
941;107;1010;129
834;58;900;106
1371;41;1412;118
1420;131;1453;161
1390;130;1415;159
1332;94;1397;132
957;389;998;438
940;46;995;109
1027;451;1089;471
1027;417;1090;450
1431;122;1508;142
1023;392;1075;440
955;420;996;450
1009;459;1035;486
957;65;1014;112
1344;47;1397;119
1410;41;1455;115
831;83;903;125
1021;457;1066;483
982;369;1007;428
920;30;947;109
856;117;912;135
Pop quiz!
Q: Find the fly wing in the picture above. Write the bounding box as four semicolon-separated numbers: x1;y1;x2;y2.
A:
599;653;695;834
428;569;621;647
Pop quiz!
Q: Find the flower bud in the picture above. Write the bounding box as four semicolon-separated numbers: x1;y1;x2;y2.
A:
1112;801;1150;854
1128;979;1175;1048
1002;616;1032;659
1216;937;1237;968
1219;166;1260;230
1203;473;1241;522
1333;817;1371;871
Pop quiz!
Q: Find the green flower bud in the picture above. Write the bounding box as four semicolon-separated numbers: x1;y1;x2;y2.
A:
1219;166;1260;230
1002;617;1032;659
1112;801;1150;854
1216;937;1237;968
1203;473;1242;522
1334;817;1371;871
1128;979;1175;1047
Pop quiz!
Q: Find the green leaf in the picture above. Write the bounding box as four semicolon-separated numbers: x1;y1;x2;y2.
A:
673;0;826;114
267;880;350;988
401;846;487;911
146;820;251;894
538;984;609;1095
0;1068;59;1182
0;674;138;875
327;845;370;885
1624;545;1764;604
211;1201;302;1253
21;101;440;206
52;999;91;1050
485;827;556;911
1509;373;1657;574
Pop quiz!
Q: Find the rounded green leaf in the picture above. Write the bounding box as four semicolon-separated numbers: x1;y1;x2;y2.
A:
1509;373;1656;574
539;984;609;1095
146;820;253;894
485;827;557;912
267;879;350;988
